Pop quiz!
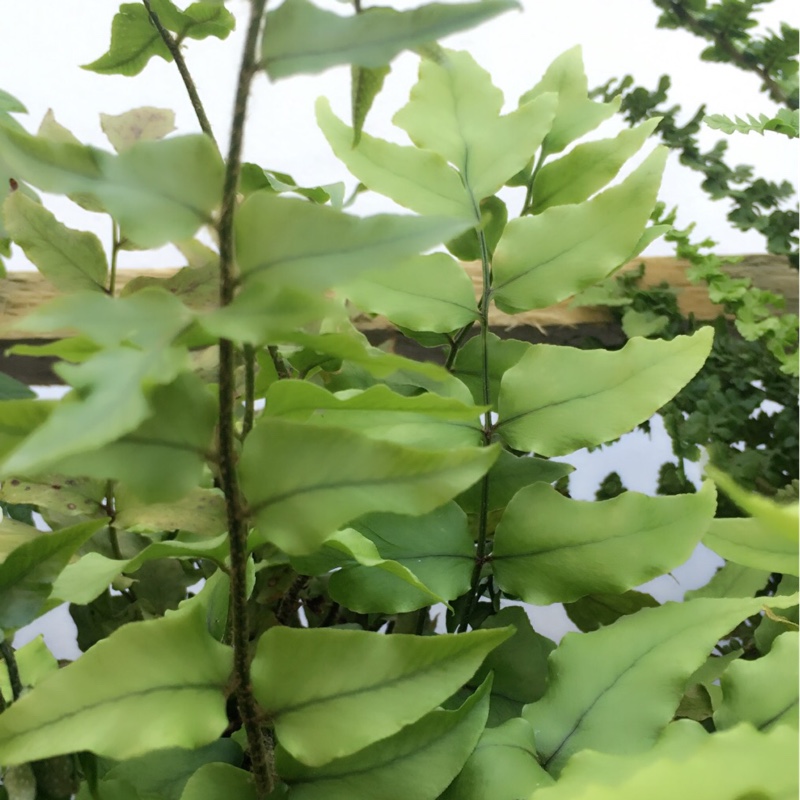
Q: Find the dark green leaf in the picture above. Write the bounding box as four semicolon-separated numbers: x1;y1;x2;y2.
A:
564;590;660;633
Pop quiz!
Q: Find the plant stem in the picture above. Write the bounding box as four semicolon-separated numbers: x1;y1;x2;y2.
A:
108;221;120;296
141;0;218;145
216;1;273;796
457;229;493;632
0;641;23;701
521;151;546;216
242;344;256;438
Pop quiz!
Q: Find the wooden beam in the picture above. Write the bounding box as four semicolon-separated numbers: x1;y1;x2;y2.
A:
1;254;795;384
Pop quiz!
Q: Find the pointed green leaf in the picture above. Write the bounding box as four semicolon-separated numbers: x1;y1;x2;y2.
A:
453;332;530;409
531;723;798;800
708;465;799;543
0;606;231;764
179;763;256;800
0;518;105;630
520;46;621;156
445;195;508;260
317;98;474;220
115;488;227;537
154;0;236;41
492;481;716;604
251;626;509;766
52;534;228;606
263;380;483;449
235;191;468;293
531;118;661;213
393;50;557;200
261;0;517;79
684;561;771;600
496;328;713;456
524;593;800;775
0;400;55;461
715;631;798;731
352;64;391;146
342;252;479;333
0;373;35;401
100;107;176;153
0;637;58;699
439;717;553;800
83;3;173;76
0;126;223;247
102;740;243;800
703;517;799;575
322;527;450;612
3;191;108;292
0;90;26;115
465;607;556;725
457;449;573;516
241;419;498;555
756;575;799;654
51;373;217;503
492;147;667;313
277;677;491;800
0;517;44;561
330;503;474;612
564;590;660;633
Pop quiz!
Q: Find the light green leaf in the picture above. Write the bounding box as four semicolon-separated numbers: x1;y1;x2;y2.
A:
0;400;55;461
261;0;517;79
277;677;491;800
342;252;479;333
756;575;799;654
0;517;44;562
457;449;573;517
531;118;661;213
0;475;104;519
328;503;475;612
0;636;58;699
492;481;716;604
3;191;108;292
0;373;35;401
703;517;799;575
524;593;800;775
100;107;176;153
322;527;450;612
453;332;530;409
439;717;553;800
706;109;799;138
393;50;557;200
179;763;256;800
235;191;468;293
496;328;713;456
241;419;497;555
708;465;799;543
684;561;771;600
0;606;231;764
252;626;509;766
520;45;621;157
564;590;660;633
0;126;223;247
352;64;391;146
492;147;667;313
83;3;172;76
465;607;556;725
715;631;798;731
51;372;217;503
102;740;243;800
0;518;105;630
531;723;798;800
263;380;484;449
0;90;26;115
52;534;228;606
446;194;508;260
316;98;474;220
155;0;236;41
115;488;227;537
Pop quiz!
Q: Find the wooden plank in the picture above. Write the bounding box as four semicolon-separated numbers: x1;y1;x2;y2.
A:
1;254;795;384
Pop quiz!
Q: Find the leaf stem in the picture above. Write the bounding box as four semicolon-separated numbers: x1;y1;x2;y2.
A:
216;0;273;796
0;641;23;701
141;0;219;145
521;151;546;216
242;344;256;438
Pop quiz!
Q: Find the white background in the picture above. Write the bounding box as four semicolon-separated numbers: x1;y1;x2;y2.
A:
3;0;797;655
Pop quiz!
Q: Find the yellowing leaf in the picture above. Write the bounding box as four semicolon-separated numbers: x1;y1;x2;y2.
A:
100;107;176;153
